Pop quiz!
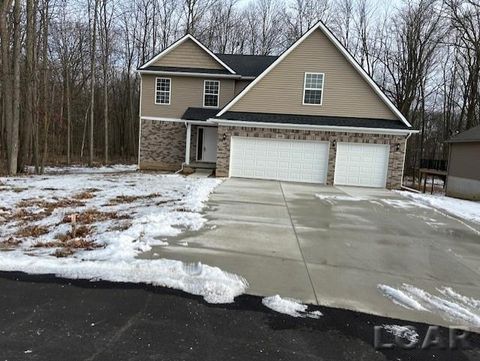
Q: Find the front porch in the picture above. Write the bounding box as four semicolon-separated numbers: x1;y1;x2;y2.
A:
186;123;218;168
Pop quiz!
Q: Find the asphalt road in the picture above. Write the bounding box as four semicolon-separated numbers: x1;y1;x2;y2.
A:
0;272;478;361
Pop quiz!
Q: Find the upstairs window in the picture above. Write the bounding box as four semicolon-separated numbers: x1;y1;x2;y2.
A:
303;73;324;105
155;78;171;105
204;80;220;108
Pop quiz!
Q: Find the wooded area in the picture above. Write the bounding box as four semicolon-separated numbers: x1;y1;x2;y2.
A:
0;0;479;177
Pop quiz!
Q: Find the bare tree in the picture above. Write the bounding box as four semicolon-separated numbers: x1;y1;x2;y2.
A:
445;0;480;130
89;0;100;166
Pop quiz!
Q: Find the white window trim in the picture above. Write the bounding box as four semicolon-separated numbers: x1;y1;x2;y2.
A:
155;77;171;105
302;72;325;106
203;80;220;108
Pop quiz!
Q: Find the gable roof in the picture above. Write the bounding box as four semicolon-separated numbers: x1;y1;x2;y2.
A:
140;34;236;74
215;54;278;77
447;125;480;143
217;21;412;128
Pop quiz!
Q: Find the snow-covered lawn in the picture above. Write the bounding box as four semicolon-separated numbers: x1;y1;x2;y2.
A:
0;166;248;303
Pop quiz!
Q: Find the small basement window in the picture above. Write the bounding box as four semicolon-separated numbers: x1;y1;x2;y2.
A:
155;78;171;105
204;80;220;108
303;73;324;105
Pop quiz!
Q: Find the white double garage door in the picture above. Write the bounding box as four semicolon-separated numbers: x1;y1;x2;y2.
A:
230;137;390;188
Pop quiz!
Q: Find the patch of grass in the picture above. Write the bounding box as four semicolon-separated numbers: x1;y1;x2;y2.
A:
72;191;95;200
57;225;92;241
62;208;130;225
15;225;49;238
107;221;132;232
12;187;28;193
108;193;163;205
53;248;76;258
17;198;86;211
0;237;21;248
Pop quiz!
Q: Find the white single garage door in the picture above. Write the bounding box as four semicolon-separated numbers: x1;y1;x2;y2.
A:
230;137;329;184
334;143;390;188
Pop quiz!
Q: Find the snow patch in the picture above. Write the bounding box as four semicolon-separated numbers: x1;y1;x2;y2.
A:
315;194;366;203
377;284;428;311
262;295;322;318
383;325;419;343
398;191;480;224
378;284;480;328
26;164;137;175
0;252;248;304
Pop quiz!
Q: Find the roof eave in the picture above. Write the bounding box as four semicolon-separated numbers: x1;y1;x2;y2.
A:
208;118;418;135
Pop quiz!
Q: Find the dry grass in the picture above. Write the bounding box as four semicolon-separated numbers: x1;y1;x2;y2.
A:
17;198;86;211
34;224;102;258
108;192;163;205
107;221;132;232
2;208;51;223
0;237;22;248
62;208;131;225
15;225;49;238
57;225;92;241
72;188;100;200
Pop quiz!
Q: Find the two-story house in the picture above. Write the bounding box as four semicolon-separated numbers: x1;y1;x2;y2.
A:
138;21;416;189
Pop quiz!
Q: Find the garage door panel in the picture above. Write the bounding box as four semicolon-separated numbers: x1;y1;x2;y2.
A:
334;143;389;188
230;137;329;184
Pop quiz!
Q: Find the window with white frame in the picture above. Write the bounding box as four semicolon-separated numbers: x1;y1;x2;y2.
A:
303;73;324;105
203;80;220;108
155;78;171;105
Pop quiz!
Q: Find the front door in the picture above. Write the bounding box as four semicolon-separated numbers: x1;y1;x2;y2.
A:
197;127;218;162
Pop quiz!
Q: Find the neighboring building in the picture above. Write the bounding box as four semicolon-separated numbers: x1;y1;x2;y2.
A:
445;125;480;200
137;21;417;189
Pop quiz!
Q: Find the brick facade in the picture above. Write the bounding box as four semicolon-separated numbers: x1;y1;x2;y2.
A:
216;126;407;189
139;120;186;171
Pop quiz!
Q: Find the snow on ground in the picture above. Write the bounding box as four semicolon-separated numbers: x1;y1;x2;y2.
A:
398;191;480;224
25;164;137;175
378;284;480;328
262;295;323;318
0;168;249;303
316;191;479;225
382;325;419;343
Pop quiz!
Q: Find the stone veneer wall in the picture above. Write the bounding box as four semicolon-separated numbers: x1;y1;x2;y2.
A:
216;126;407;189
139;119;186;171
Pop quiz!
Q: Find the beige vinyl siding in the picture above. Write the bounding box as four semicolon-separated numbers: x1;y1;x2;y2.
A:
141;75;235;118
230;29;398;121
153;39;224;70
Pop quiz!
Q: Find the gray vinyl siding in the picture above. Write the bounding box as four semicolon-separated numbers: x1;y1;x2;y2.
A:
229;29;399;121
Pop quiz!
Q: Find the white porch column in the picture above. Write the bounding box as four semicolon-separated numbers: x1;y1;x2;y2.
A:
185;122;191;165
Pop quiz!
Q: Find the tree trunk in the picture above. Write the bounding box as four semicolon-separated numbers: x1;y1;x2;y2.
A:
9;0;21;175
19;0;36;172
89;0;99;166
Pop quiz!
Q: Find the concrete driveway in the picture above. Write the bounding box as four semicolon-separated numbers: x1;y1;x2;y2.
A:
142;178;480;329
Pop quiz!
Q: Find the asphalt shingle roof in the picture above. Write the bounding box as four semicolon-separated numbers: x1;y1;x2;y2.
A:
218;111;410;130
215;54;278;77
447;125;480;143
182;107;220;121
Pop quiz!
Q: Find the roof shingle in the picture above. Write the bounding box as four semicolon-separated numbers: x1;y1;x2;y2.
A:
447;125;480;143
217;111;410;130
